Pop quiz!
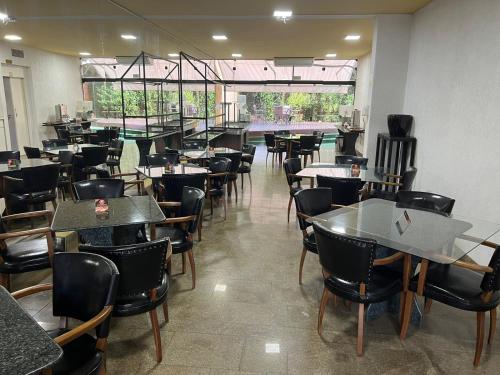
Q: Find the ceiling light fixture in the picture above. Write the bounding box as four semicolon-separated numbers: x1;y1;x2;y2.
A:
325;53;337;58
121;34;137;40
232;53;242;58
4;35;22;41
274;10;292;23
79;52;91;56
345;35;361;41
212;35;228;40
168;53;179;57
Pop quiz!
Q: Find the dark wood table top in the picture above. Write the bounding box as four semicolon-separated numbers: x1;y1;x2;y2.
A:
52;195;166;231
0;286;62;375
0;159;56;175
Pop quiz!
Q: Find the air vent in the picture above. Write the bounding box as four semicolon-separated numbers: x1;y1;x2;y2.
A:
11;49;24;58
274;57;314;67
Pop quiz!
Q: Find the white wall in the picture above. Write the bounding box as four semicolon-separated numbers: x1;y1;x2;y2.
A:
0;43;82;149
354;52;372;153
404;0;500;223
363;15;412;160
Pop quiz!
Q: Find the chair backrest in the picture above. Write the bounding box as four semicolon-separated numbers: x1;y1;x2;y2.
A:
283;158;302;187
42;139;67;148
316;175;361;206
0;151;20;163
179;186;205;233
110;139;124;158
299;135;317;149
400;167;418;191
95;129;117;144
82;146;108;167
294;187;332;230
147;153;179;166
24;147;41;159
22;164;60;192
58;150;74;166
395;191;455;216
314;132;325;145
335;155;369;166
313;222;377;283
161;173;207;203
264;133;276;148
52;252;120;338
215;152;242;174
242;144;256;155
481;246;500;293
80;121;92;130
73;179;125;200
56;128;70;142
79;238;168;304
208;157;231;187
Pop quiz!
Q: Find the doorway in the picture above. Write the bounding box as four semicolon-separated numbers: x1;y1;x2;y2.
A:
3;76;30;152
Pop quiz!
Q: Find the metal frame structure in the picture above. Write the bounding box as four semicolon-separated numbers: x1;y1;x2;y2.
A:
179;51;227;149
119;51;180;139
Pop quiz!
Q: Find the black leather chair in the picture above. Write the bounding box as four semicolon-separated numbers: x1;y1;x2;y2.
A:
283;158;303;222
91;129;117;146
152;187;205;290
57;151;75;201
0;151;20;163
239;144;256;190
370;167;418;201
312;131;324;162
147;153;179;167
395;191;455;216
207;157;231;220
294;188;333;284
106;139;124;175
0;210;61;291
335;155;369;166
56;128;71;143
13;252;120;374
4;164;60;214
24;146;42;159
216;152;242;202
81;146;109;179
42;139;67;149
81;238;169;363
264;134;284;165
74;179;146;245
317;175;362;207
314;222;404;356
160;173;207;241
297;135;317;167
400;246;500;366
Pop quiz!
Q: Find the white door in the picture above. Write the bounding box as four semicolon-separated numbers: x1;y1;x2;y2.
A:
4;77;30;152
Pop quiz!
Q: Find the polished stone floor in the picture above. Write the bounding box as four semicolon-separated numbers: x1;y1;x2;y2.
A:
12;144;500;374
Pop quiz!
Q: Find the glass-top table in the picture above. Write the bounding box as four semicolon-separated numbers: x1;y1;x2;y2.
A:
180;147;240;160
52;195;166;231
296;163;388;185
0;286;62;375
43;143;96;155
136;165;209;180
0;159;56;175
309;198;500;264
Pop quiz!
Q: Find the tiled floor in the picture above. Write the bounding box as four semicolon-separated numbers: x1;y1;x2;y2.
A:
12;144;500;374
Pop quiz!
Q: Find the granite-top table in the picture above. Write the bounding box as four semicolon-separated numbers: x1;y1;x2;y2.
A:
0;286;62;375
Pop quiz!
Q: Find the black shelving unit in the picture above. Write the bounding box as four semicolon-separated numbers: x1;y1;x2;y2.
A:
375;133;417;191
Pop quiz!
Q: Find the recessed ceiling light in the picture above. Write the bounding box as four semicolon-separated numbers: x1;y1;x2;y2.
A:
121;34;137;40
4;35;22;41
325;53;337;58
212;35;228;41
265;343;281;353
345;35;361;41
79;52;91;56
168;53;179;57
214;284;227;292
232;53;242;58
274;10;293;23
0;12;9;21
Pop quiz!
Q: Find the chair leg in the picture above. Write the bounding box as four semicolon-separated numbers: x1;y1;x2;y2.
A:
51;199;58;211
222;194;227;220
210;196;214;215
474;311;485;366
0;273;11;291
197;212;202;241
287;195;293;222
248;173;252;190
317;287;330;335
241;173;244;190
233;180;238;203
148;309;163;363
357;303;365;356
489;308;497;345
118;165;122;174
424;298;433;313
166;259;172;275
318;150;321;162
400;291;414;340
266;152;269;165
162;302;169;323
181;252;186;274
303;155;308;167
299;248;307;285
311;153;314;164
187;249;196;289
